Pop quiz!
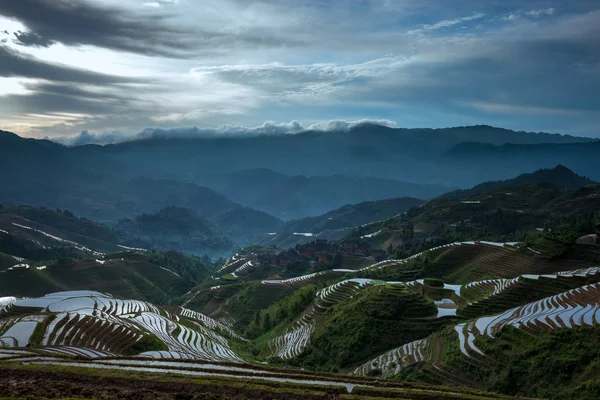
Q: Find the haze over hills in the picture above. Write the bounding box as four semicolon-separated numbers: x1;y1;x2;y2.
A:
262;197;425;248
196;169;444;219
3;123;600;255
55;124;597;187
2;125;599;221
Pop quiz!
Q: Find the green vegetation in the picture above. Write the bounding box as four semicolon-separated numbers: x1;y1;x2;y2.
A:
0;233;83;262
147;250;212;284
489;325;600;400
0;252;207;303
29;315;57;347
294;284;446;370
116;206;236;256
403;325;600;400
227;283;297;330
122;333;168;355
424;278;444;287
0;205;121;246
245;285;317;339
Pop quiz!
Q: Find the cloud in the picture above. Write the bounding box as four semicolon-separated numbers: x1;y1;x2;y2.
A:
0;45;140;84
49;119;399;146
0;0;303;58
526;8;555;17
2;1;600;138
12;30;55;47
407;13;485;35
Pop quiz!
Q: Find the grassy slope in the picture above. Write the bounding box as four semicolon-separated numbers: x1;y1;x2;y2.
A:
400;325;600;400
294;284;450;371
0;256;193;304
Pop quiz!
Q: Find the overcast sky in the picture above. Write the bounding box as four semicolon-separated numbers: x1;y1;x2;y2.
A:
1;0;599;140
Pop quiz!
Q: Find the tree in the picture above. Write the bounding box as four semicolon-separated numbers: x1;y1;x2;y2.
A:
262;313;272;331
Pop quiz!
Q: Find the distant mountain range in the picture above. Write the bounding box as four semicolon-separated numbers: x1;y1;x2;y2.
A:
1;124;599;256
195;169;445;219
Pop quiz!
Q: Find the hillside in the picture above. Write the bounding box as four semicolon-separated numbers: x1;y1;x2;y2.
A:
282;197;425;234
1;223;599;399
117;206;237;257
0;290;510;400
353;177;600;258
0;205;122;253
0;251;212;303
441;165;596;199
217;207;284;243
263;197;425;247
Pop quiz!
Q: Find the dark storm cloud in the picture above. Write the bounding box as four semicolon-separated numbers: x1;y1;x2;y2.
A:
0;0;190;56
0;45;139;84
13;31;55;48
0;0;302;57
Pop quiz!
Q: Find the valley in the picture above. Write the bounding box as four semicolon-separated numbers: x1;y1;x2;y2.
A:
0;133;599;399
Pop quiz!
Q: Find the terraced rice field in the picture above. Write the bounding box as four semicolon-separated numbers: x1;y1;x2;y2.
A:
262;272;321;286
352;337;432;377
232;261;254;277
217;254;248;275
268;279;375;359
0;291;245;363
0;297;15;314
459;266;600;318
132;312;243;362
354;276;600;378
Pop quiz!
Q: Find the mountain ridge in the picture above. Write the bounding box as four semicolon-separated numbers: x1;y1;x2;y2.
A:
440;165;597;200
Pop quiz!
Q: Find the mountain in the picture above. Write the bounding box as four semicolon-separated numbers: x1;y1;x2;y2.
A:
262;197;425;248
1;125;597;225
373;181;600;245
85;124;594;185
216;207;284;243
441;141;600;185
121;177;241;218
0;205;123;254
197;169;446;219
116;206;237;257
441;165;597;199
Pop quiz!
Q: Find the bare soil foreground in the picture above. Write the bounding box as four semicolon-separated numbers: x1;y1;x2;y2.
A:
0;365;521;400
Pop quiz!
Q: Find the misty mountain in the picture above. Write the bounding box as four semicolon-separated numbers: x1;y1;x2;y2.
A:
2;125;598;229
68;124;592;186
216;207;284;243
260;197;425;248
116;206;237;257
441;165;597;200
281;197;425;234
197;169;447;219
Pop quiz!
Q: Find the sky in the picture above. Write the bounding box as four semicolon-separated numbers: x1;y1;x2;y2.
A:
0;0;599;142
